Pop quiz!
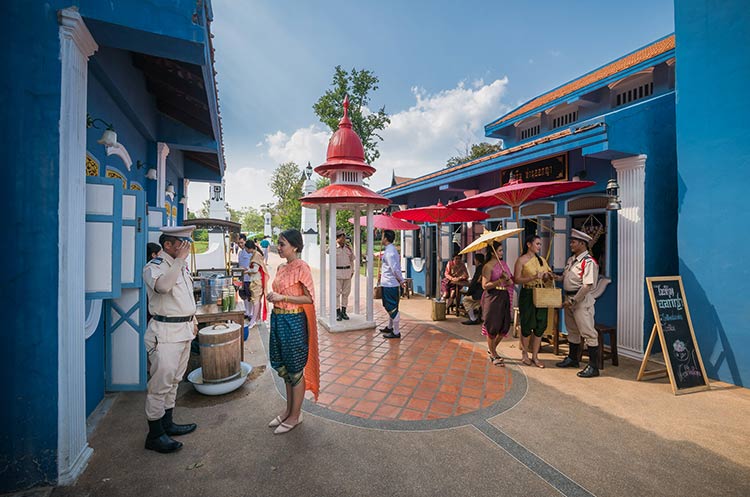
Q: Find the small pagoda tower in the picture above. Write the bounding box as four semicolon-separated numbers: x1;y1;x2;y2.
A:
301;96;390;332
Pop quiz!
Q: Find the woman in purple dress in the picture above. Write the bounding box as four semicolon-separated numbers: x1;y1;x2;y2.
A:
481;240;514;366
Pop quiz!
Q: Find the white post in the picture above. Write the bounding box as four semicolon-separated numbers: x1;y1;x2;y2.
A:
157;142;169;209
366;206;374;321
612;155;647;358
57;7;97;484
353;206;361;314
319;206;327;314
329;205;338;326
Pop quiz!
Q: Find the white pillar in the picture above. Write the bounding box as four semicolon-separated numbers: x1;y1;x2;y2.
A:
612;155;647;358
353;206;361;314
157;142;169;209
328;205;338;325
319;206;327;314
366;206;374;320
57;7;97;485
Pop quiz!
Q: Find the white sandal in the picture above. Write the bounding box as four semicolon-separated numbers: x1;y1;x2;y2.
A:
273;418;302;435
268;415;286;428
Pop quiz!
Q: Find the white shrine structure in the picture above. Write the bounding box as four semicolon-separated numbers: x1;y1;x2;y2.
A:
301;96;390;332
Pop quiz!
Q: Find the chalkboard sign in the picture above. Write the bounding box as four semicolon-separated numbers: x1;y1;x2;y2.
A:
638;276;710;395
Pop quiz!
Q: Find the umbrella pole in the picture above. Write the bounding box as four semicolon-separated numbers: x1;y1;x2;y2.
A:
435;222;442;300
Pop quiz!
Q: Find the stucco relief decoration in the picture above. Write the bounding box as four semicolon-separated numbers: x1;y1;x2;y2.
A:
106;168;126;189
164;202;171;218
129;182;143;191
105;142;133;171
86;154;99;176
581;214;605;245
171;205;177;217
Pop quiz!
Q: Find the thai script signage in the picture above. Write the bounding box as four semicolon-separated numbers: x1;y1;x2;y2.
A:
501;154;567;184
638;276;710;395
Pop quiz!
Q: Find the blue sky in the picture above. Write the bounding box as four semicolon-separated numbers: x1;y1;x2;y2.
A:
191;0;675;212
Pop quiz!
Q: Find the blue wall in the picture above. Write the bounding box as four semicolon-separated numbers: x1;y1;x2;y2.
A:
606;93;679;347
675;1;750;386
1;2;64;490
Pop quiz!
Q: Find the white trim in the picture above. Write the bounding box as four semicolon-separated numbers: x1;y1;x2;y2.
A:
157;142;169;208
84;299;102;339
104;142;132;170
612;154;647;358
58;6;96;485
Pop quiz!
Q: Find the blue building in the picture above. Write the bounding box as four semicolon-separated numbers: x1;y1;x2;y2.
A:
382;36;678;369
2;1;225;491
674;1;750;387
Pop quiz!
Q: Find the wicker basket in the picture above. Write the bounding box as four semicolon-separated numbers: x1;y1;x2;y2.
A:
533;287;562;308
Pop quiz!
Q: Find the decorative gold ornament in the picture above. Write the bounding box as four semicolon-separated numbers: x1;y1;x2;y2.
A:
86;154;99;176
106;168;126;189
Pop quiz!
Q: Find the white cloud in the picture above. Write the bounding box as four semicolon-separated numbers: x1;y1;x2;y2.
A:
211;78;510;210
369;77;510;191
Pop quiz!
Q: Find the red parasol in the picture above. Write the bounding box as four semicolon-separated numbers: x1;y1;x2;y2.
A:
393;202;489;298
348;214;420;231
450;178;595;216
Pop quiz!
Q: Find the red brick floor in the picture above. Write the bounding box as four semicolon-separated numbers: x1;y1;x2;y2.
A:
315;311;513;421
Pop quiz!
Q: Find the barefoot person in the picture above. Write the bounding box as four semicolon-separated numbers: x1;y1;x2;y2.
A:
266;229;319;434
481;241;514;366
513;234;554;368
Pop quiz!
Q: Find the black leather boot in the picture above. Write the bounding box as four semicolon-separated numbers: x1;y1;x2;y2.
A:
145;419;182;453
341;307;349;320
577;345;600;377
556;342;581;368
162;408;197;436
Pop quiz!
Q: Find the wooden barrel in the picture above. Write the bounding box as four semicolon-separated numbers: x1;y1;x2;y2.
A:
198;322;241;383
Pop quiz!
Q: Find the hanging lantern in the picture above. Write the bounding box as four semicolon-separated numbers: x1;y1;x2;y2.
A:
606;178;622;211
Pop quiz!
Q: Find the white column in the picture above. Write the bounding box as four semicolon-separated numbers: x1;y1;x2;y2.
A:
156;142;169;208
353;206;361;314
319;206;327;314
366;206;374;321
57;7;97;485
612;155;647;358
328;205;338;325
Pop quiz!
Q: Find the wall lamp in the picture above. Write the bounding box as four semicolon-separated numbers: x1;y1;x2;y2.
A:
86;113;117;147
136;160;158;180
165;183;175;200
606;178;622;211
304;161;313;180
179;195;188;205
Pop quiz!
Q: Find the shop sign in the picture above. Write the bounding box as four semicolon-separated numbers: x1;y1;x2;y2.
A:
501;154;567;184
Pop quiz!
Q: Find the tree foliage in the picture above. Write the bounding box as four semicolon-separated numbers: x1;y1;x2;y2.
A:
445;142;504;168
313;66;390;164
270;161;304;231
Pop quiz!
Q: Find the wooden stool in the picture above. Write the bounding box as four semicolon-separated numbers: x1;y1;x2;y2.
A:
403;278;413;299
576;324;619;369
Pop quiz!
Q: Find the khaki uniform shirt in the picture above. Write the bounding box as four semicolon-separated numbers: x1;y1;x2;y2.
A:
336;243;355;279
143;252;196;343
562;250;598;293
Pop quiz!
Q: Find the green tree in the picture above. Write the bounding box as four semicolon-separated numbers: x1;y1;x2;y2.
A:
446;141;503;168
313;66;390;164
197;199;210;218
239;206;264;235
270;161;304;231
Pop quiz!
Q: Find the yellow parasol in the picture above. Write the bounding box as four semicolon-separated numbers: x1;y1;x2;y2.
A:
459;228;525;255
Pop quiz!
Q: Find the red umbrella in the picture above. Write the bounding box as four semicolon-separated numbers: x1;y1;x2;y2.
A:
393;202;489;298
450;178;595;217
348;214;420;231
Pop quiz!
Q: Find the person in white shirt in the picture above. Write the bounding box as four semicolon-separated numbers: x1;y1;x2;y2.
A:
378;230;406;339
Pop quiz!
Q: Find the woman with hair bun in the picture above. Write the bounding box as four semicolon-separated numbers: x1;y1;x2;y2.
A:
265;229;319;434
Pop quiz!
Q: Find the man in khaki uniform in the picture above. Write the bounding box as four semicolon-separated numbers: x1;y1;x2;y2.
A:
143;226;198;453
335;230;355;321
555;229;601;378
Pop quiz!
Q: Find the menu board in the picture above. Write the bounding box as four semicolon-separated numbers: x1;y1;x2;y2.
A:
642;276;710;395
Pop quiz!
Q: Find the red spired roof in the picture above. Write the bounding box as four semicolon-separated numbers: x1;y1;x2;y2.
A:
315;95;376;178
301;183;390;206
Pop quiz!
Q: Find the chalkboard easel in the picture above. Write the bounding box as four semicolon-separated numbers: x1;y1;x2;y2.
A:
637;276;710;395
